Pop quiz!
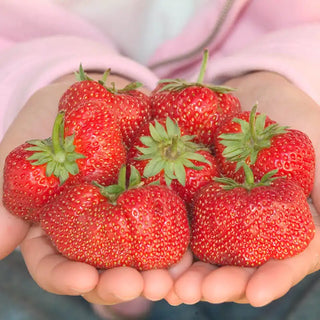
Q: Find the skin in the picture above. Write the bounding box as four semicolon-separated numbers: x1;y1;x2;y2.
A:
0;71;319;308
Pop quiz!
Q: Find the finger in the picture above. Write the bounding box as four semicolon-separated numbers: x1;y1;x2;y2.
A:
142;269;173;301
158;250;194;306
95;267;144;302
0;169;30;259
20;225;99;295
82;289;122;305
164;289;184;306
174;261;216;304
168;249;194;279
0;208;30;259
246;222;320;307
202;265;255;304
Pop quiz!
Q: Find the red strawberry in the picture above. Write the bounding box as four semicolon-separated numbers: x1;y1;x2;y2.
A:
3;101;126;222
64;99;126;186
58;65;110;113
59;66;152;149
127;117;219;205
150;50;241;146
40;167;190;271
214;105;315;196
190;164;315;267
2;113;84;223
2;143;62;223
100;82;152;149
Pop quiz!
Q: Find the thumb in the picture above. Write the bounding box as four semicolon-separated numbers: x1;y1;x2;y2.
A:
0;206;30;259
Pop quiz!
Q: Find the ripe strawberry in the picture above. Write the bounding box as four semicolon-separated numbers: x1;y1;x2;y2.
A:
190;164;315;267
59;65;152;149
2;143;61;223
100;81;152;149
40;167;190;271
214;105;315;196
64;99;126;186
150;50;241;146
127;117;219;205
58;64;110;113
3;101;126;222
2;113;84;223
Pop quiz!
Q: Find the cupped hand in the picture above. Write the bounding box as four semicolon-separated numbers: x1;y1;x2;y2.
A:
167;71;320;307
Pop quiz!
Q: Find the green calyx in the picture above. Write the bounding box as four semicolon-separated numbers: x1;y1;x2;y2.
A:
136;117;211;186
158;49;234;94
75;63;93;81
94;165;142;205
218;104;289;170
215;162;279;191
97;67;143;94
106;80;143;95
75;63;143;94
26;112;85;184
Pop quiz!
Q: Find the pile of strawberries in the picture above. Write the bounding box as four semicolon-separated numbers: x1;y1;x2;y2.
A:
2;51;316;270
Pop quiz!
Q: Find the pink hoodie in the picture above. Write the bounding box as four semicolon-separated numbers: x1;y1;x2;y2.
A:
1;0;320;140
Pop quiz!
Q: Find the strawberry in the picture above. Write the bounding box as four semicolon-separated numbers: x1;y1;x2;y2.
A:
2;113;84;223
59;65;152;149
190;164;315;267
214;105;315;196
3;101;126;222
2;143;62;223
64;99;126;186
127;117;219;205
40;167;190;271
58;64;110;113
100;81;152;149
150;50;241;146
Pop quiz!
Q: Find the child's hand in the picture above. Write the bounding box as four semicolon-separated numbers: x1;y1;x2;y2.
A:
167;71;320;306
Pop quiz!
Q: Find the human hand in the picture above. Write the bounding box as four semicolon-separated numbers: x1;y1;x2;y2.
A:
0;73;193;304
167;71;320;307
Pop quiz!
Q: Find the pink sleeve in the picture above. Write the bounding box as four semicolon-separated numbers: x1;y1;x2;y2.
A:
206;23;320;105
0;0;158;141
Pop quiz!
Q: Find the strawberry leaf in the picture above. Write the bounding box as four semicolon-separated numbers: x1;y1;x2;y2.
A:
219;104;288;165
136;117;211;186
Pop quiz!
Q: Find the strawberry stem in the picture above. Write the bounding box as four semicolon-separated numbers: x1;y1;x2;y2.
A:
196;49;209;84
157;50;234;93
249;104;258;143
51;112;65;157
215;162;279;191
